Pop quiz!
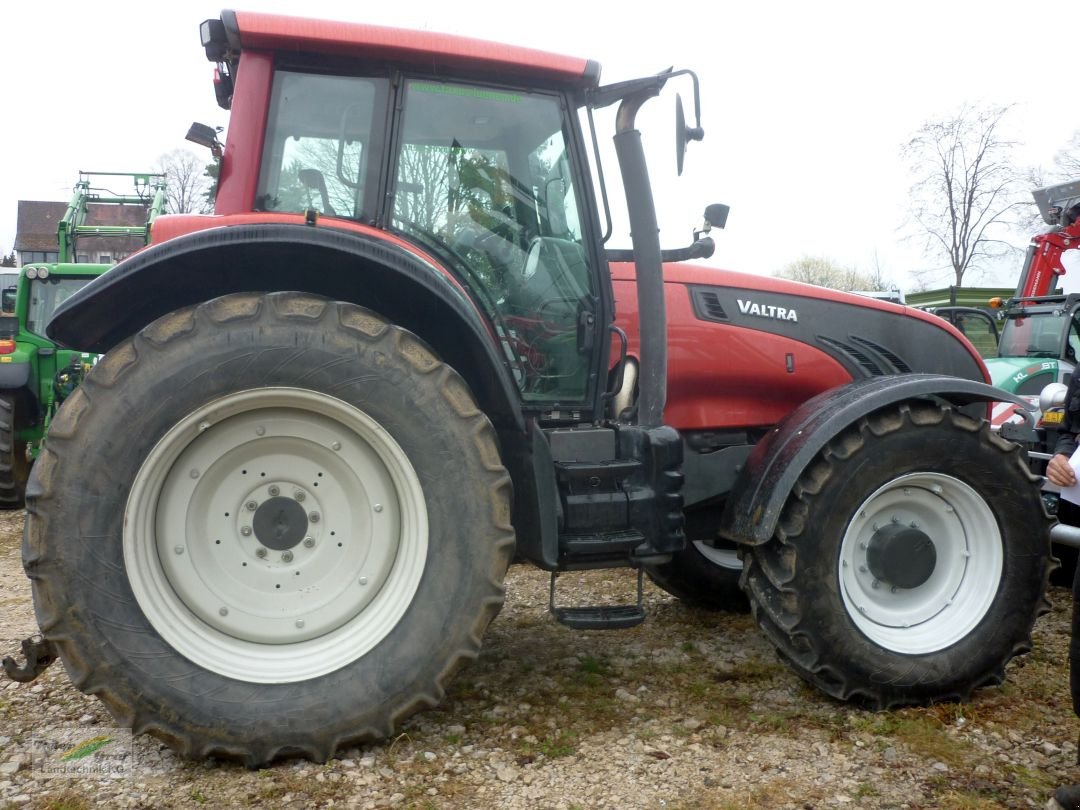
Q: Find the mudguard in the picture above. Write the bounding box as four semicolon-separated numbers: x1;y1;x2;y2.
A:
0;364;31;389
717;373;1034;547
45;222;523;430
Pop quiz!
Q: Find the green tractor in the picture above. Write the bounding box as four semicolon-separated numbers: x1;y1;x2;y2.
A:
0;171;166;507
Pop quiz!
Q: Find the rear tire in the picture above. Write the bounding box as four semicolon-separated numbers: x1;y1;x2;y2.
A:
742;400;1051;707
0;392;29;508
23;293;515;765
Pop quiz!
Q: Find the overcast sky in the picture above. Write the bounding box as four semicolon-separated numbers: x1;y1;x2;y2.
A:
2;1;1073;291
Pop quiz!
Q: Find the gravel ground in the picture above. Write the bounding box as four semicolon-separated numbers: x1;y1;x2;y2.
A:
1;508;1079;809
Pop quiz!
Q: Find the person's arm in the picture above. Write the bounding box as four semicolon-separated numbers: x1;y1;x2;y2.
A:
1048;378;1080;487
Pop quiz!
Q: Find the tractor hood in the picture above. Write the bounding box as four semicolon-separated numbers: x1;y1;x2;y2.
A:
609;260;991;383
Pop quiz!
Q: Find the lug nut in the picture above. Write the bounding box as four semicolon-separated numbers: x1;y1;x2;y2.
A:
294;490;306;502
303;537;315;548
269;485;280;497
255;547;267;559
241;526;253;537
309;512;320;523
246;501;258;511
281;551;294;563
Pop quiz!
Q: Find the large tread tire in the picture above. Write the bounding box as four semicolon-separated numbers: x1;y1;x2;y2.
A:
0;393;29;509
742;400;1052;708
23;292;515;766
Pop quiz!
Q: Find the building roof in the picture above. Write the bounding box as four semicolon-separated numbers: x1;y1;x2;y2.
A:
14;202;66;252
15;199;151;256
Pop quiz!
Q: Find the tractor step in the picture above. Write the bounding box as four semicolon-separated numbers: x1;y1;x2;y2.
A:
548;568;646;630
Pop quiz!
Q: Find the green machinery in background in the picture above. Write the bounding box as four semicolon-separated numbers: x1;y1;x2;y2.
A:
0;171;167;507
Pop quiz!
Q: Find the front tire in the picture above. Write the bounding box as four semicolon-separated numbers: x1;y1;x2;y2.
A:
646;537;749;612
742;400;1051;707
23;293;515;765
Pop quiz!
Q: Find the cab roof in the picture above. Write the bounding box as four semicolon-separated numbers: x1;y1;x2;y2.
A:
214;10;602;88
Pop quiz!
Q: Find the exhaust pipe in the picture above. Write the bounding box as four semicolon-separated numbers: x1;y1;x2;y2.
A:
613;94;666;428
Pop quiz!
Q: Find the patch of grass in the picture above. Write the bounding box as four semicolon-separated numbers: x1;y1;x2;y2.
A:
578;655;612;676
41;793;92;810
676;776;831;809
538;730;577;759
848;711;976;767
853;781;881;799
933;790;1018;809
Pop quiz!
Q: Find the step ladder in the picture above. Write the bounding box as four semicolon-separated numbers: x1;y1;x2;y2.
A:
548;568;646;630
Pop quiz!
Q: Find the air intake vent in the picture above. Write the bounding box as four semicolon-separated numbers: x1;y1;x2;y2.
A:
817;335;888;376
692;289;728;322
849;335;911;373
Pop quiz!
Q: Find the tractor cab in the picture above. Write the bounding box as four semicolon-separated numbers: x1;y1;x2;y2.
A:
252;70;596;402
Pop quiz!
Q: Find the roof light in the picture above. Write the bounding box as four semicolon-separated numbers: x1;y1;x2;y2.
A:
24;267;37;280
37;267;49;279
988;297;1003;309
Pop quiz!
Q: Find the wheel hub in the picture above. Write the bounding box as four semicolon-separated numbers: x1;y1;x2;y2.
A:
866;523;936;589
253;496;309;551
838;472;1002;654
125;388;429;682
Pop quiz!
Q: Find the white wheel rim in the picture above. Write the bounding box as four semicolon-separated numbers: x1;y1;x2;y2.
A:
692;540;742;570
124;387;428;683
838;472;1001;654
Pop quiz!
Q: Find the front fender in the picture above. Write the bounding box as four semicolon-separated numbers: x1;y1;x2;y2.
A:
717;374;1032;547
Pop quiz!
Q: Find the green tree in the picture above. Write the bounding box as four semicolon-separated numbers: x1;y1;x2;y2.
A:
0;252;15;268
202;159;220;212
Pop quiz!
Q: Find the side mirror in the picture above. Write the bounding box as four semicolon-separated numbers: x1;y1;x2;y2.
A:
185;122;223;159
704;203;729;230
675;94;704;176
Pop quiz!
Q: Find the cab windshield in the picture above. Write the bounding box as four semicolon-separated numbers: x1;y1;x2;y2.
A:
27;277;95;336
998;310;1080;360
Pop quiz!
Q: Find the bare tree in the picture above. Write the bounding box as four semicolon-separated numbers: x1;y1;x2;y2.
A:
903;104;1028;287
157;149;213;214
1053;131;1080;180
775;255;895;292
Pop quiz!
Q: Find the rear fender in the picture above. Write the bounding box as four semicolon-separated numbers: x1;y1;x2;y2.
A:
46;222;524;432
717;374;1032;547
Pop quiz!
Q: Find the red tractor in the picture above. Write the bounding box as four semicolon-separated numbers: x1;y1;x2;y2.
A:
9;11;1050;765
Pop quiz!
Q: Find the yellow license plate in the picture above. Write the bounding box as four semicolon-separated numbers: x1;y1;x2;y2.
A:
1042;410;1065;425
